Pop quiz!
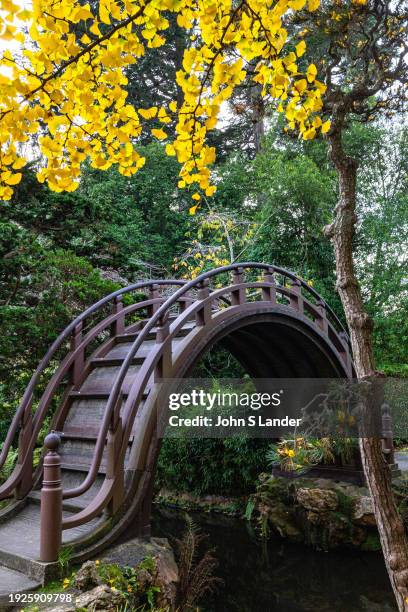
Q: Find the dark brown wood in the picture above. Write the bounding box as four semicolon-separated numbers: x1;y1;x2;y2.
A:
231;267;245;305
195;279;211;326
40;433;62;563
70;323;84;386
15;397;33;500
111;296;125;337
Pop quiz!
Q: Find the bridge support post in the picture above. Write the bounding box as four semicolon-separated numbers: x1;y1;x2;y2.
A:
289;279;303;314
231;267;245;306
317;301;329;334
339;331;353;376
148;284;160;317
40;432;62;563
195;279;211;326
111;295;125;336
262;268;276;303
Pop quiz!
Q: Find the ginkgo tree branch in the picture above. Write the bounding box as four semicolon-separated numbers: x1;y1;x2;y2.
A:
0;0;331;202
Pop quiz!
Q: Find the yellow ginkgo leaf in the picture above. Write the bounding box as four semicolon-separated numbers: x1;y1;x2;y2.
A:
89;22;101;36
4;172;22;186
151;128;167;140
308;0;320;10
191;193;201;201
321;120;331;134
296;40;306;57
138;107;158;119
289;0;306;9
205;185;216;196
12;158;26;170
189;204;199;215
99;5;111;25
306;64;317;83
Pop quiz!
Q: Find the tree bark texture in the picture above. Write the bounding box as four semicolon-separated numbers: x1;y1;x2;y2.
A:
325;118;408;611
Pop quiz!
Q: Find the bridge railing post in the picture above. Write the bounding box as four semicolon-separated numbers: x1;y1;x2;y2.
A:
148;283;160;317
155;313;171;380
111;295;125;337
289;279;303;314
40;432;62;563
262;267;276;303
231;267;245;306
317;300;329;333
70;322;84;386
195;279;211;326
15;395;34;500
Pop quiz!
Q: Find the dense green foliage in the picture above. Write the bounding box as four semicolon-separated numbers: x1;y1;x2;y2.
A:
157;437;270;496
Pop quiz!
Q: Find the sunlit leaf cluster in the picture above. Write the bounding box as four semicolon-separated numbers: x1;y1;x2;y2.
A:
0;0;366;202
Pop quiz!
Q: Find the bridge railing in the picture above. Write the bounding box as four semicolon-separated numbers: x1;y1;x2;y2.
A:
0;262;354;561
58;263;353;535
0;280;188;500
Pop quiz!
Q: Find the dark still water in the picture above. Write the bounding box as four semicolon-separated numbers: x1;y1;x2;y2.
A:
152;506;397;612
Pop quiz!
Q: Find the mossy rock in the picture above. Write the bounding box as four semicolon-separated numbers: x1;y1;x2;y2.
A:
267;502;303;542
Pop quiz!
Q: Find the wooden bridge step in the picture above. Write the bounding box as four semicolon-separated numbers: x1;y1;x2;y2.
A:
28;471;106;512
64;398;121;430
79;364;145;394
59;439;131;473
62;428;135;442
64;397;145;433
115;332;154;343
115;324;194;344
69;389;150;400
61;462;108;473
91;356;145;367
105;339;156;359
108;324;194;358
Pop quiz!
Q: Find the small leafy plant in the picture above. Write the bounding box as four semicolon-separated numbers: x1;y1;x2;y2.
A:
266;436;357;473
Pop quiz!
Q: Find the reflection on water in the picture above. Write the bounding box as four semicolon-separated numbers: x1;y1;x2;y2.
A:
152;506;397;612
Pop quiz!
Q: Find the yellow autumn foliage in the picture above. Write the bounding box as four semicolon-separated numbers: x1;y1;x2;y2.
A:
0;0;358;201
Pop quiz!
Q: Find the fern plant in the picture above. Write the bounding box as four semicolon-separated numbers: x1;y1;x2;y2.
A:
175;515;222;611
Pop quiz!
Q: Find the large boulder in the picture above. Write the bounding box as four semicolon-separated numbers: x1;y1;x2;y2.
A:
72;560;101;591
74;585;124;610
353;496;376;526
296;488;338;512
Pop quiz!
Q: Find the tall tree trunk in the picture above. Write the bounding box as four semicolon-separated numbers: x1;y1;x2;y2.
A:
325;117;408;611
251;84;265;154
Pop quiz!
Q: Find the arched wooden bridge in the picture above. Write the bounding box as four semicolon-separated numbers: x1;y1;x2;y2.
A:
0;263;355;595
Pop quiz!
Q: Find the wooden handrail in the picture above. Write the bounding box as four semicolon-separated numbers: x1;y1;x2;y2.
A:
0;280;186;499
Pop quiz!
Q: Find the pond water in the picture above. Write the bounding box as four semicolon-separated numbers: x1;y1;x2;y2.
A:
152;506;397;612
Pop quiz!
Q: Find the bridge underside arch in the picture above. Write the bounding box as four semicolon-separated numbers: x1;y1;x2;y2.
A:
176;311;349;380
123;309;350;537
